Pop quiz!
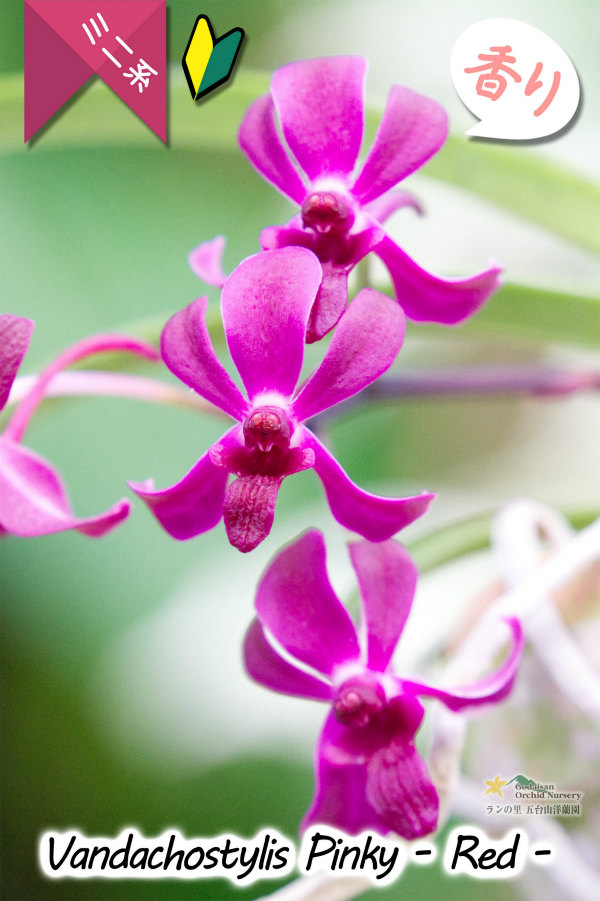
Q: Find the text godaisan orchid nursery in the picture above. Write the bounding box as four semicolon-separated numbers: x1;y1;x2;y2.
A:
3;56;526;883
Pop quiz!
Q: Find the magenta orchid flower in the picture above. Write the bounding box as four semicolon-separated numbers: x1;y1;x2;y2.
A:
0;314;159;538
245;530;524;838
131;248;434;553
225;55;500;342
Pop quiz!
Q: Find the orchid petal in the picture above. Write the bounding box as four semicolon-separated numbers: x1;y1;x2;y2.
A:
376;234;502;324
244;618;332;701
129;428;239;540
255;530;360;677
260;221;385;343
220;248;321;400
365;724;439;839
293;289;405;421
271;56;367;180
160;297;247;420
260;221;310;252
305;226;386;342
0;315;34;412
348;540;418;672
403;617;524;711
304;431;435;541
364;189;424;224
222;473;283;553
0;439;129;537
259;224;355;345
188;236;228;287
352;85;448;203
327;695;437;838
238;94;308;205
302;712;381;835
305;266;351;344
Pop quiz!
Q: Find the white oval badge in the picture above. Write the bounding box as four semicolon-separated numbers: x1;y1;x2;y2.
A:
451;18;580;140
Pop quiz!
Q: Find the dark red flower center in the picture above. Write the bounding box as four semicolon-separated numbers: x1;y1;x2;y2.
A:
301;191;355;235
243;405;291;453
333;675;386;727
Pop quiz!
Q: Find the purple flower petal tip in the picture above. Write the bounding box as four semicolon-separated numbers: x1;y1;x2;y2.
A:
308;432;435;541
73;498;131;537
188;236;228;287
246;532;523;837
0;439;130;538
376;236;503;324
1;324;158;539
128;477;155;496
403;616;525;711
271;56;367;181
0;315;35;411
129;447;230;541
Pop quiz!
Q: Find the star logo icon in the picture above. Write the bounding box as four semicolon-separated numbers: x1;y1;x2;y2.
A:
484;776;508;798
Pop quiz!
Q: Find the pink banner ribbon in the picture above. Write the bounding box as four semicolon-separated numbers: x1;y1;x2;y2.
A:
25;1;166;142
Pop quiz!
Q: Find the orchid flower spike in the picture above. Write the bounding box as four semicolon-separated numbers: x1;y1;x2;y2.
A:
131;248;433;553
0;314;159;537
245;531;524;838
227;55;500;342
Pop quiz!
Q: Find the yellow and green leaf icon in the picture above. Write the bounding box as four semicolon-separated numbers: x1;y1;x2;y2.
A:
182;16;244;101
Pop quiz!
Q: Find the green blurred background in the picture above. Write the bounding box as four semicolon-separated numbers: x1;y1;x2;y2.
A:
1;1;599;899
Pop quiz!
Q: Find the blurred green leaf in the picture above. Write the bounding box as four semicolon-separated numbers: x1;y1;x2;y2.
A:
421;135;600;256
2;70;599;254
0;627;312;901
411;282;600;349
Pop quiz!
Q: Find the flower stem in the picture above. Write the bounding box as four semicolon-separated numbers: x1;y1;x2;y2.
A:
444;513;600;682
312;364;600;430
371;365;600;398
493;501;600;727
6;370;224;417
3;334;159;442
